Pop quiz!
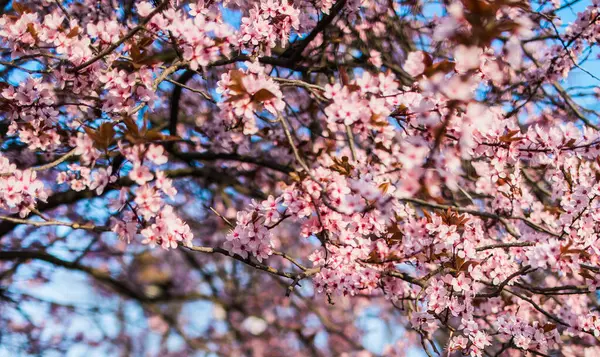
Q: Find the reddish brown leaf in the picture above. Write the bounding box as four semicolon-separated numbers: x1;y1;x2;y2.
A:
66;26;80;38
339;66;350;86
26;23;39;42
138;36;154;49
564;138;577;148
543;323;557;333
252;88;277;103
424;60;455;77
130;43;142;63
13;2;31;14
95;122;116;150
460;260;480;272
228;69;247;94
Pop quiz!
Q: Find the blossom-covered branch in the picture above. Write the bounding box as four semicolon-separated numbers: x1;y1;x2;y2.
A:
2;0;600;356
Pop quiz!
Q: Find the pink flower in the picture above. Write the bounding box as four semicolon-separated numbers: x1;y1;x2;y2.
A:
112;217;138;244
145;144;168;165
141;225;160;248
155;171;177;198
451;274;472;293
134;185;162;220
89;167;116;195
136;1;154;17
129;165;153;185
470;331;491;350
448;336;468;351
403;51;430;77
454;45;483;73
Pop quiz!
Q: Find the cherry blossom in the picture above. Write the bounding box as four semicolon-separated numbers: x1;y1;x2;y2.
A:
1;0;600;356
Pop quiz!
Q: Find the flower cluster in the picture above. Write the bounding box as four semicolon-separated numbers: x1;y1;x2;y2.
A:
151;2;235;71
495;315;560;354
224;200;278;261
56;164;116;195
1;77;60;151
323;72;398;133
97;67;157;113
140;205;194;249
239;0;300;55
0;155;47;217
217;62;285;134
